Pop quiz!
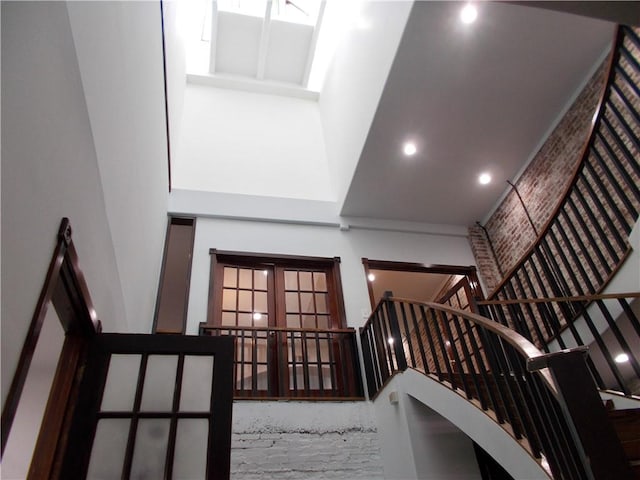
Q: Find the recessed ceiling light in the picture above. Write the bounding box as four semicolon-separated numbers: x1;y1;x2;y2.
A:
478;172;492;185
460;4;478;24
368;273;376;282
403;142;417;156
615;353;629;363
388;337;395;345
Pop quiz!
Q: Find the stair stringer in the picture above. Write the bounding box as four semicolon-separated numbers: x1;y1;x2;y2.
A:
395;369;550;480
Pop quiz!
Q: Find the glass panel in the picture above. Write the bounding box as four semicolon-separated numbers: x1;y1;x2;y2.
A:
299;271;313;291
238;290;252;312
223;267;237;288
300;292;314;313
323;367;333;389
253;313;267;326
174;419;208;480
256;364;268;390
315;293;328;313
140;355;178;411
309;367;320;390
130;419;170;479
254;269;268;290
254;291;268;313
317;315;330;330
101;354;141;411
86;419;130;479
302;315;316;329
286;314;300;328
180;356;214;411
285;292;299;312
256;338;268;363
284;270;297;290
222;288;237;311
238;268;253;289
313;272;327;291
238;312;252;327
235;364;244;390
221;311;236;326
241;364;253;389
319;341;330;362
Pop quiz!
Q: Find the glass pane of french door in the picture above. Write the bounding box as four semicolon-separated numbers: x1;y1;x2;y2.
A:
61;334;233;480
221;265;273;328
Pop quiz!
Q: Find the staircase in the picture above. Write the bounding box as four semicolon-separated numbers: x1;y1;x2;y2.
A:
608;405;640;479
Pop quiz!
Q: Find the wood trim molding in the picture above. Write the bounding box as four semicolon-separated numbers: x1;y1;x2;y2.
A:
1;218;100;459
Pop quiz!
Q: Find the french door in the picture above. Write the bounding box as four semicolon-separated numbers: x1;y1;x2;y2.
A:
59;333;234;480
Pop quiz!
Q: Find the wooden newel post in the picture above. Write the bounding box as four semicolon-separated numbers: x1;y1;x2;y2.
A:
528;348;633;480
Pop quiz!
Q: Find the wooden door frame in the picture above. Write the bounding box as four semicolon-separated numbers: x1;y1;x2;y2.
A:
1;218;100;478
361;258;483;309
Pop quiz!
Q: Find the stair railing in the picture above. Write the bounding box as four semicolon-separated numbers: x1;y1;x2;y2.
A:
487;25;640;332
360;294;634;479
476;292;640;396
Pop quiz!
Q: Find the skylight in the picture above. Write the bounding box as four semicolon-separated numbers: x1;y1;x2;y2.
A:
180;0;332;94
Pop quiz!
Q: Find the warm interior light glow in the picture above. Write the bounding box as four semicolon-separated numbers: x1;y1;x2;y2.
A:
368;273;376;282
388;337;395;345
253;312;263;321
460;4;478;24
478;173;492;185
262;270;268;276
403;142;417;156
615;353;629;363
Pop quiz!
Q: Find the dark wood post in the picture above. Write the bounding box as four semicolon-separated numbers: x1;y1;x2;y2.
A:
384;291;408;371
528;348;633;480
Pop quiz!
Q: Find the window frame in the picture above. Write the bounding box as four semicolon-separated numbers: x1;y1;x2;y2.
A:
207;250;347;330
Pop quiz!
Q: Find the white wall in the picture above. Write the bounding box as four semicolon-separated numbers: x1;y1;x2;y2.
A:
374;370;548;480
231;401;384;479
2;0;169;407
162;0;187;168
319;0;413;207
66;2;169;333
184;217;475;332
2;1;126;406
174;85;334;201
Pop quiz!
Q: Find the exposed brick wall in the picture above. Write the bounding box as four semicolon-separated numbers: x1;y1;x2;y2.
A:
230;402;384;479
469;57;610;294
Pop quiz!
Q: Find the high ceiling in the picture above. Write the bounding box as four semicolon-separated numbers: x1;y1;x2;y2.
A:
340;1;615;226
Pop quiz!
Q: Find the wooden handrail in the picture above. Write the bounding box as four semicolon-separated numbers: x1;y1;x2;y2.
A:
199;323;356;335
487;26;628;299
478;291;640;306
387;296;556;392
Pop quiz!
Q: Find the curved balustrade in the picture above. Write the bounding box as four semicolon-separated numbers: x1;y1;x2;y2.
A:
360;296;633;479
488;25;640;331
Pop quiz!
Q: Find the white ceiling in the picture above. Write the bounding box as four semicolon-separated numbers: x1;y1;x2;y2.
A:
340;1;615;226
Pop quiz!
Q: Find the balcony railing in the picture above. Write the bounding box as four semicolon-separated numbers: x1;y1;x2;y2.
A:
360;295;634;479
199;324;364;399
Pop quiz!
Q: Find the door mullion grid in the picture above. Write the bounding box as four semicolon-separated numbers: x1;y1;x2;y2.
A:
165;353;185;479
122;353;148;479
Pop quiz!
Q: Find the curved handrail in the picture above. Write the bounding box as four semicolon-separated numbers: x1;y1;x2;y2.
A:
389;296;557;392
487;24;640;300
359;296;616;479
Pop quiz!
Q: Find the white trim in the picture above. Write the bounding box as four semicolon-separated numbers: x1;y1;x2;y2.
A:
208;0;218;74
169;189;469;237
256;0;272;80
187;73;320;100
302;1;326;88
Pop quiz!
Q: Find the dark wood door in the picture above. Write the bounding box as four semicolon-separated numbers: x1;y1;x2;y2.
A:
59;333;234;480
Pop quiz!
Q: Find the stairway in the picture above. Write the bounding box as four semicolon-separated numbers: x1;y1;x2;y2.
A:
608;407;640;479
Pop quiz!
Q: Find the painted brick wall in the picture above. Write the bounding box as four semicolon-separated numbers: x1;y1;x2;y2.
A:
469;57;609;294
230;402;384;479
